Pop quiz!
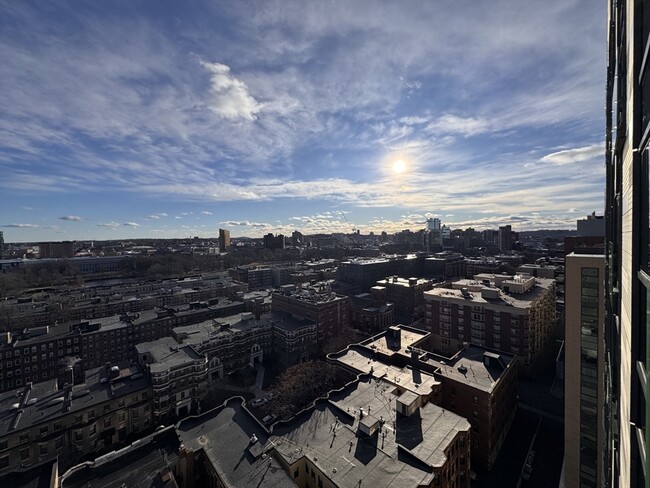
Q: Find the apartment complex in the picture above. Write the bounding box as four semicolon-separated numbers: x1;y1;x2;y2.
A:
604;0;650;486
336;255;423;295
564;253;606;487
272;283;350;346
0;362;151;477
0;300;245;394
329;325;517;470
176;377;471;488
172;311;317;379
136;337;208;422
375;276;433;323
349;286;394;332
423;274;555;375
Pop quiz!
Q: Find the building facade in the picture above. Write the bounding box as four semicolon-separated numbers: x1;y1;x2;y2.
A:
423;275;556;375
136;337;208;422
604;1;650;486
564;253;606;487
218;228;230;251
0;363;151;477
375;276;433;324
272;283;350;347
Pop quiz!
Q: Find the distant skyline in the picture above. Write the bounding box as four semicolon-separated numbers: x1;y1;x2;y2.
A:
0;1;606;241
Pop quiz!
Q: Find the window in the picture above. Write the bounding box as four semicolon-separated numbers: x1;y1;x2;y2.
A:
19;433;29;444
20;447;30;461
39;444;47;456
0;456;8;469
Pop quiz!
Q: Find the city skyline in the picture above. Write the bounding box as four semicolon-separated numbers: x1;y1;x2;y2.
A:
1;0;606;241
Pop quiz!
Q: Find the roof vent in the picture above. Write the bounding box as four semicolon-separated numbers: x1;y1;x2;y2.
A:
457;364;468;375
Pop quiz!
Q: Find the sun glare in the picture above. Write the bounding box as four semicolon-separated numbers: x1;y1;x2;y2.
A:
392;159;406;174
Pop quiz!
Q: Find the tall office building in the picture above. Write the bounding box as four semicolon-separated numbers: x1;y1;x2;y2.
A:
498;225;513;252
218;228;230;251
426;217;441;230
604;1;649;486
564;253;606;488
0;231;3;258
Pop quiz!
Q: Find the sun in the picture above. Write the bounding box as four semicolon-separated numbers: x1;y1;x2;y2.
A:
392;159;407;174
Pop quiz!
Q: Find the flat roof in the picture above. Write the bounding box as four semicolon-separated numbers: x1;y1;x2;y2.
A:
425;278;554;309
271;377;470;486
176;399;295;488
173;312;315;345
424;345;516;393
331;326;515;393
61;428;180;488
135;337;203;373
360;326;430;357
0;363;149;436
332;347;440;395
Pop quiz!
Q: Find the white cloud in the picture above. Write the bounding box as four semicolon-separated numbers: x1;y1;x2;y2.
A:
426;114;491;137
540;143;604;165
97;221;120;228
123;222;140;227
2;223;40;228
219;220;269;228
200;61;261;121
201;211;212;215
58;215;82;221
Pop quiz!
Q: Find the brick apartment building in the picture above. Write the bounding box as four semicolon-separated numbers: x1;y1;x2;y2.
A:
423;274;555;375
375;276;433;324
272;282;350;347
0;362;151;477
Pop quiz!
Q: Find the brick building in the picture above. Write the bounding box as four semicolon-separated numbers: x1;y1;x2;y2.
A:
375;276;433;324
272;282;350;347
423;274;555;375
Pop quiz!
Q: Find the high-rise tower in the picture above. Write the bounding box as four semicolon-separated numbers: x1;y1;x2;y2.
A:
604;1;649;486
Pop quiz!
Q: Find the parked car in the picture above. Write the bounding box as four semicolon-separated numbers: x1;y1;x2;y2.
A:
262;414;275;425
250;398;267;407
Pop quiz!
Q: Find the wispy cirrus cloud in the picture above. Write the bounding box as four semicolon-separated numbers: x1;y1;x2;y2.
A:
540;143;604;165
58;215;82;221
123;222;140;228
0;0;606;239
219;220;269;228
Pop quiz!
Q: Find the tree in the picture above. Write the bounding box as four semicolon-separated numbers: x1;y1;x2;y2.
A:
266;361;346;419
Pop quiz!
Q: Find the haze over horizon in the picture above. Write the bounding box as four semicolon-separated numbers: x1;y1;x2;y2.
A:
0;0;606;242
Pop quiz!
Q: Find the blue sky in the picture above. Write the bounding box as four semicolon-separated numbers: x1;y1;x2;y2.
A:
0;0;606;241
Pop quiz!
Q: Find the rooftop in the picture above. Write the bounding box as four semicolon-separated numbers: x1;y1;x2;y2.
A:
425;345;517;393
135;337;204;373
425;276;554;309
177;398;295;488
332;347;441;396
0;363;149;436
61;428;180;488
172;312;315;345
270;376;469;487
330;325;515;393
